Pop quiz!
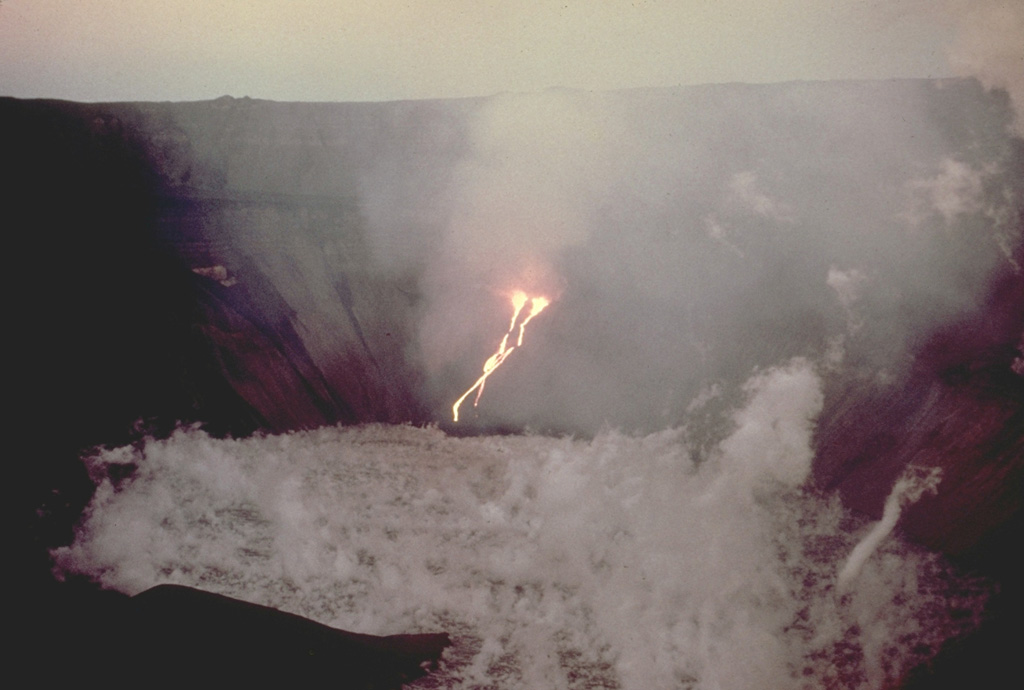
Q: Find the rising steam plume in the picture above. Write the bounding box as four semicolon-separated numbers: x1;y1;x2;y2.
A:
400;78;1023;435
837;465;944;590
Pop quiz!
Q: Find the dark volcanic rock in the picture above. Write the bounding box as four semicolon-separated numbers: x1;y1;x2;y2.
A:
125;584;450;688
815;245;1023;690
815;245;1024;563
23;582;450;689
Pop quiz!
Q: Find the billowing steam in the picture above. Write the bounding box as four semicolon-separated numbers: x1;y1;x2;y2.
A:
402;78;1022;433
837;465;944;590
53;359;989;689
417;91;620;399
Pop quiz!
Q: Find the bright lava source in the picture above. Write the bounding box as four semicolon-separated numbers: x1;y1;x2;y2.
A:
452;290;550;422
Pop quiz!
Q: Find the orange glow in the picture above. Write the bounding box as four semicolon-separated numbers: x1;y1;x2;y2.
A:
452;290;551;422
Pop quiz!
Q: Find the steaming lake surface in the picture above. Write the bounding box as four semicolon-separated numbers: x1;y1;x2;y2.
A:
54;361;991;689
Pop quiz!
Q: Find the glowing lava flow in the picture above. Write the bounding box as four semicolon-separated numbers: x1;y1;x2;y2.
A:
452;290;551;422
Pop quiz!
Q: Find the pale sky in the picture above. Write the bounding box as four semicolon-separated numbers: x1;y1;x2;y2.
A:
0;1;1016;103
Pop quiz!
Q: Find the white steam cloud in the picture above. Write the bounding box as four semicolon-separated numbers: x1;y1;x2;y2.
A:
837;465;944;590
827;266;869;334
137;77;1021;437
903;157;989;227
401;79;1023;432
53;361;989;689
418;91;622;392
728;170;796;224
714;358;822;488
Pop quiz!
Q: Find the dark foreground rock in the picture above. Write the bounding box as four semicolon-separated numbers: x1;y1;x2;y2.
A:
25;583;450;689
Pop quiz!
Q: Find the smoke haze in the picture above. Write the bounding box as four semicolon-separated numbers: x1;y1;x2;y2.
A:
54;372;989;689
402;79;1022;434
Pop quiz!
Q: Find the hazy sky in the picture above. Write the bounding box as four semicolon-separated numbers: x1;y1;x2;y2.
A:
0;0;998;103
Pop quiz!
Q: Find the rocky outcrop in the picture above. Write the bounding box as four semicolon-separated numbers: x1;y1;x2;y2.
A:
816;246;1023;563
22;581;449;689
815;248;1023;690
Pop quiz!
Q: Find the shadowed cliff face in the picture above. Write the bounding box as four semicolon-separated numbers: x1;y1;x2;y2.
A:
816;242;1023;560
5;82;1022;567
